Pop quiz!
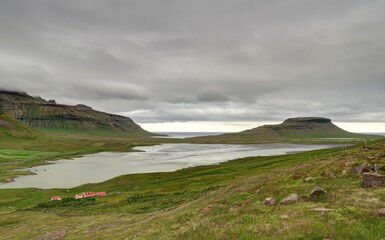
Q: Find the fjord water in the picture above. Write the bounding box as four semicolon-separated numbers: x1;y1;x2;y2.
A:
0;143;339;189
154;132;226;138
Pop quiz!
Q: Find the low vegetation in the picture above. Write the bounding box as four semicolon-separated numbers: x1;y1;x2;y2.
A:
1;137;385;239
0;110;37;139
33;197;97;210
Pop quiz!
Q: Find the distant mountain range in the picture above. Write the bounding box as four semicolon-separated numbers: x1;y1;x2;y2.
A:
0;90;382;141
188;117;381;143
0;90;152;137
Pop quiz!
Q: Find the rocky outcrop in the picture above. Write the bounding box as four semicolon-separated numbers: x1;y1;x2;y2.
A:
279;193;299;205
263;197;276;206
0;90;152;136
310;186;327;199
362;173;385;188
375;208;385;217
352;162;375;174
374;164;385;173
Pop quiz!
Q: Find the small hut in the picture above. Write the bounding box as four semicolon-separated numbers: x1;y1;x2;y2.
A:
50;196;61;201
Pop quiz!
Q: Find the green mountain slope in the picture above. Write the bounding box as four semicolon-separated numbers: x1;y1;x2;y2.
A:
0;110;36;138
189;117;380;143
0;91;152;137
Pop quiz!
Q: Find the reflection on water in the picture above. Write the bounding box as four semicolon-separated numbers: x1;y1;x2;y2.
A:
0;143;339;189
153;132;226;138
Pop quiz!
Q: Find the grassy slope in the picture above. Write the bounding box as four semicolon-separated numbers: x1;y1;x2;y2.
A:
0;111;36;139
34;126;157;138
1;138;385;239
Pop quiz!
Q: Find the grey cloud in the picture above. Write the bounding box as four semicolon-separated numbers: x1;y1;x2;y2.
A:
196;91;230;103
0;0;384;124
67;82;148;101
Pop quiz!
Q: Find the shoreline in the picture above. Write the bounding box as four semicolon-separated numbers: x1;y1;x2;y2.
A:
0;142;347;190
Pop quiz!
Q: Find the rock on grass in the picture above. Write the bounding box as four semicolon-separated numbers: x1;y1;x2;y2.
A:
376;209;385;217
263;197;276;206
279;193;299;205
362;173;385;188
352;162;374;174
310;186;327;199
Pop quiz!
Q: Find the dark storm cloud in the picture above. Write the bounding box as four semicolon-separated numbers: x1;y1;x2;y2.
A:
1;0;385;123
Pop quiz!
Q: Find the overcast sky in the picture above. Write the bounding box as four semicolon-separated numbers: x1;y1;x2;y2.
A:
1;0;384;132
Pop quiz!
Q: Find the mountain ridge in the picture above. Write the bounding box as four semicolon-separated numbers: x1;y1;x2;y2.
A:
240;117;350;136
188;117;381;143
0;90;152;136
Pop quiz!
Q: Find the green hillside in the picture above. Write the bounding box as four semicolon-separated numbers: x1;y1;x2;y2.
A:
1;138;385;239
0;110;36;139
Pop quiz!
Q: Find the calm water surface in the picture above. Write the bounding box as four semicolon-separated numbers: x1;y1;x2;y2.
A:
0;143;340;189
153;132;226;138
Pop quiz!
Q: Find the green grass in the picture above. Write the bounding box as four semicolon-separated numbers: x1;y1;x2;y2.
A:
0;111;37;139
0;139;385;239
0;130;385;239
35;126;156;138
0;149;59;161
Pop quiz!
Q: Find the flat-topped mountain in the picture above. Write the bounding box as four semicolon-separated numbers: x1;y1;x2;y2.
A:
240;117;348;137
189;117;381;143
0;90;152;136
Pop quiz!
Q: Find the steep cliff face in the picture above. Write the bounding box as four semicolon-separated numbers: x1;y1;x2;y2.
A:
0;91;152;136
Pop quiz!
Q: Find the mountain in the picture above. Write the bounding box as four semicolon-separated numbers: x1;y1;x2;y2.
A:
0;90;152;136
189;117;381;143
239;117;358;137
0;109;36;138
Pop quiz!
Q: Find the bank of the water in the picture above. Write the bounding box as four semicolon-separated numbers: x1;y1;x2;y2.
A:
0;143;343;189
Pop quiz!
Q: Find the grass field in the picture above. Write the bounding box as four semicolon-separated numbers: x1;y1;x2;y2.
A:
1;136;385;239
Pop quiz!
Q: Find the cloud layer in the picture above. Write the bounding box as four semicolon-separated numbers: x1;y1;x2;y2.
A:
1;0;385;124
